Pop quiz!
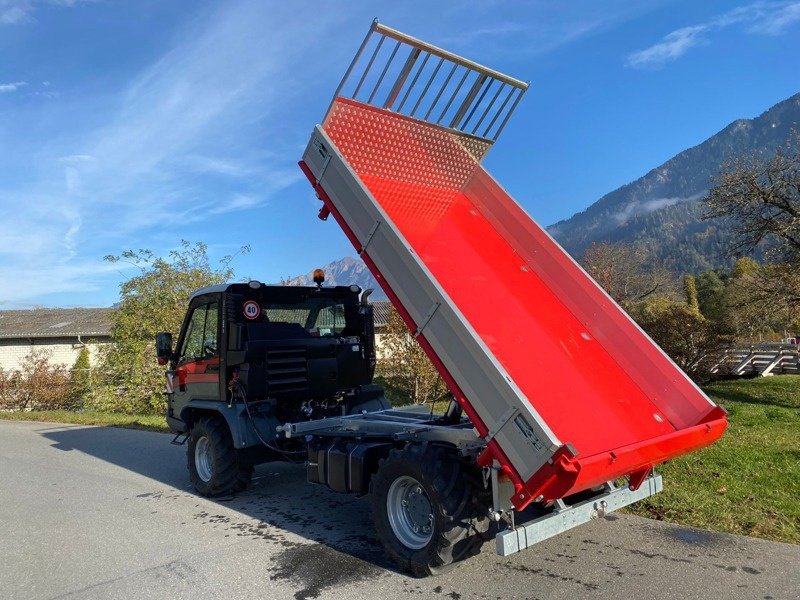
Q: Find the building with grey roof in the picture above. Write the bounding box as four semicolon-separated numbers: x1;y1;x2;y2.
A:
0;308;114;371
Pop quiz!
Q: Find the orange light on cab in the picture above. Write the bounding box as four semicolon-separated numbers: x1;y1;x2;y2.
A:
313;269;325;287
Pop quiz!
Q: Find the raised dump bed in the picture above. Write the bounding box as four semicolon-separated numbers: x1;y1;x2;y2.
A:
300;21;727;510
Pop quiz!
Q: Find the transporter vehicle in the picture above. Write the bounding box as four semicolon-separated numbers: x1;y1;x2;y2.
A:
157;21;727;577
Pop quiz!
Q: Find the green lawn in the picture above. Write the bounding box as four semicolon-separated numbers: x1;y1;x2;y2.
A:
0;410;168;432
625;375;800;544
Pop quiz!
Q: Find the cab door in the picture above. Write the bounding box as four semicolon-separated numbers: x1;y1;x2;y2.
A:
173;300;221;404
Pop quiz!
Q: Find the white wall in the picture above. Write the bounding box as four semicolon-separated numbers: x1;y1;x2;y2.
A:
0;338;112;371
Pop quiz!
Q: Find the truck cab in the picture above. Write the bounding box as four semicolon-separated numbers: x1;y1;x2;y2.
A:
156;278;388;495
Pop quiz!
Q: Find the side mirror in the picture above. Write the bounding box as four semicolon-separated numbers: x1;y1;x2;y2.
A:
155;332;173;366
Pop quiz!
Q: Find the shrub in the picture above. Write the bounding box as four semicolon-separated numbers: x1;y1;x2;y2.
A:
0;350;76;411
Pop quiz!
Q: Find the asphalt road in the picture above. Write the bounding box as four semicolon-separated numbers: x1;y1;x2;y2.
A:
0;421;797;600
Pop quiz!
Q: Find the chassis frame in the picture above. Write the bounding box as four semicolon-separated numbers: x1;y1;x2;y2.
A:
278;405;663;557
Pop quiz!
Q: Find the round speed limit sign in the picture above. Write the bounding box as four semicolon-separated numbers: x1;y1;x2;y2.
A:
242;300;261;320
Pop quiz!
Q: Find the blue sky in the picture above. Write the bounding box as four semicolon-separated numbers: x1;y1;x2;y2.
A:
1;0;798;308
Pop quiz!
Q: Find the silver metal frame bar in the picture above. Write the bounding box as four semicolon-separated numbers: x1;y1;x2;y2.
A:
482;85;515;138
368;40;401;104
278;409;481;447
450;73;487;129
353;34;385;99
411;57;444;116
384;47;420;109
375;22;528;90
495;475;664;556
436;67;469;123
473;81;505;134
425;63;458;121
396;52;430;112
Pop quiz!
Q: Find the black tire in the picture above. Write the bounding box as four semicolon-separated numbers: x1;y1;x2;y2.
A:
187;417;253;496
370;444;490;577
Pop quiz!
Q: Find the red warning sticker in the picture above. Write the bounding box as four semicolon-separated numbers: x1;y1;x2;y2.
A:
242;300;261;320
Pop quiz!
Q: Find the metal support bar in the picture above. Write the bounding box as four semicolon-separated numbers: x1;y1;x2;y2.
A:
397;52;430;112
411;57;444;117
413;302;441;338
437;67;470;123
472;81;504;134
353;34;385;99
277;410;481;447
484;406;519;443
495;475;664;557
374;22;528;90
327;19;377;116
359;220;381;255
368;40;402;104
425;63;458;120
384;48;420;109
450;73;487;129
463;78;494;130
483;85;516;139
492;86;526;141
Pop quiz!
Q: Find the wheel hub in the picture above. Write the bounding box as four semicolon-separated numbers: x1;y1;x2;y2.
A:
195;436;213;483
387;476;434;549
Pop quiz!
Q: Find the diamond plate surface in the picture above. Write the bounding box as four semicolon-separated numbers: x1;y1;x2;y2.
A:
325;98;490;190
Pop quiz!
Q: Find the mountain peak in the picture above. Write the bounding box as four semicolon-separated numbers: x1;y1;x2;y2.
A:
283;257;387;299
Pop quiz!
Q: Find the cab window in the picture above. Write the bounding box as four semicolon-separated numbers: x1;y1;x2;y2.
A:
263;298;347;336
178;302;218;364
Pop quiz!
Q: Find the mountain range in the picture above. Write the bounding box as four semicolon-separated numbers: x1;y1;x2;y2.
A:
548;92;800;273
291;92;800;287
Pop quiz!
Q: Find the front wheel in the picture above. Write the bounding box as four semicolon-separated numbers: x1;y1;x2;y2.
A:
187;417;253;496
370;444;490;577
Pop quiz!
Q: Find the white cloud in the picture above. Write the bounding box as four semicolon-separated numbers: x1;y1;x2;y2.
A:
0;0;92;25
612;193;702;225
0;1;338;306
746;2;800;34
627;1;800;68
0;0;32;24
0;81;26;92
627;26;709;68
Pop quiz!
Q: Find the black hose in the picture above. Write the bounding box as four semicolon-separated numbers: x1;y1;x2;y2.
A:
230;379;307;462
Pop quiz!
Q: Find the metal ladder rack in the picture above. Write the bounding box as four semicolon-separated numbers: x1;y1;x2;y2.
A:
328;20;529;148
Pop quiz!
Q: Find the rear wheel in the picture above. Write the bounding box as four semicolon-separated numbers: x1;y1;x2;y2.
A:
370;444;489;577
187;417;253;496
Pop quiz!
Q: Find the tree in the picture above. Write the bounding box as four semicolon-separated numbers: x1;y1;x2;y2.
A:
96;240;248;414
683;275;700;315
631;298;731;383
71;347;93;408
695;270;728;327
703;132;800;266
376;307;450;405
582;242;677;308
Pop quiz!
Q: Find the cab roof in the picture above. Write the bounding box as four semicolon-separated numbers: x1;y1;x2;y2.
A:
189;282;362;303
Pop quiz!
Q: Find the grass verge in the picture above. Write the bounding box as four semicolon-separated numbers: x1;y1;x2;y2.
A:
0;410;168;432
625;375;800;544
